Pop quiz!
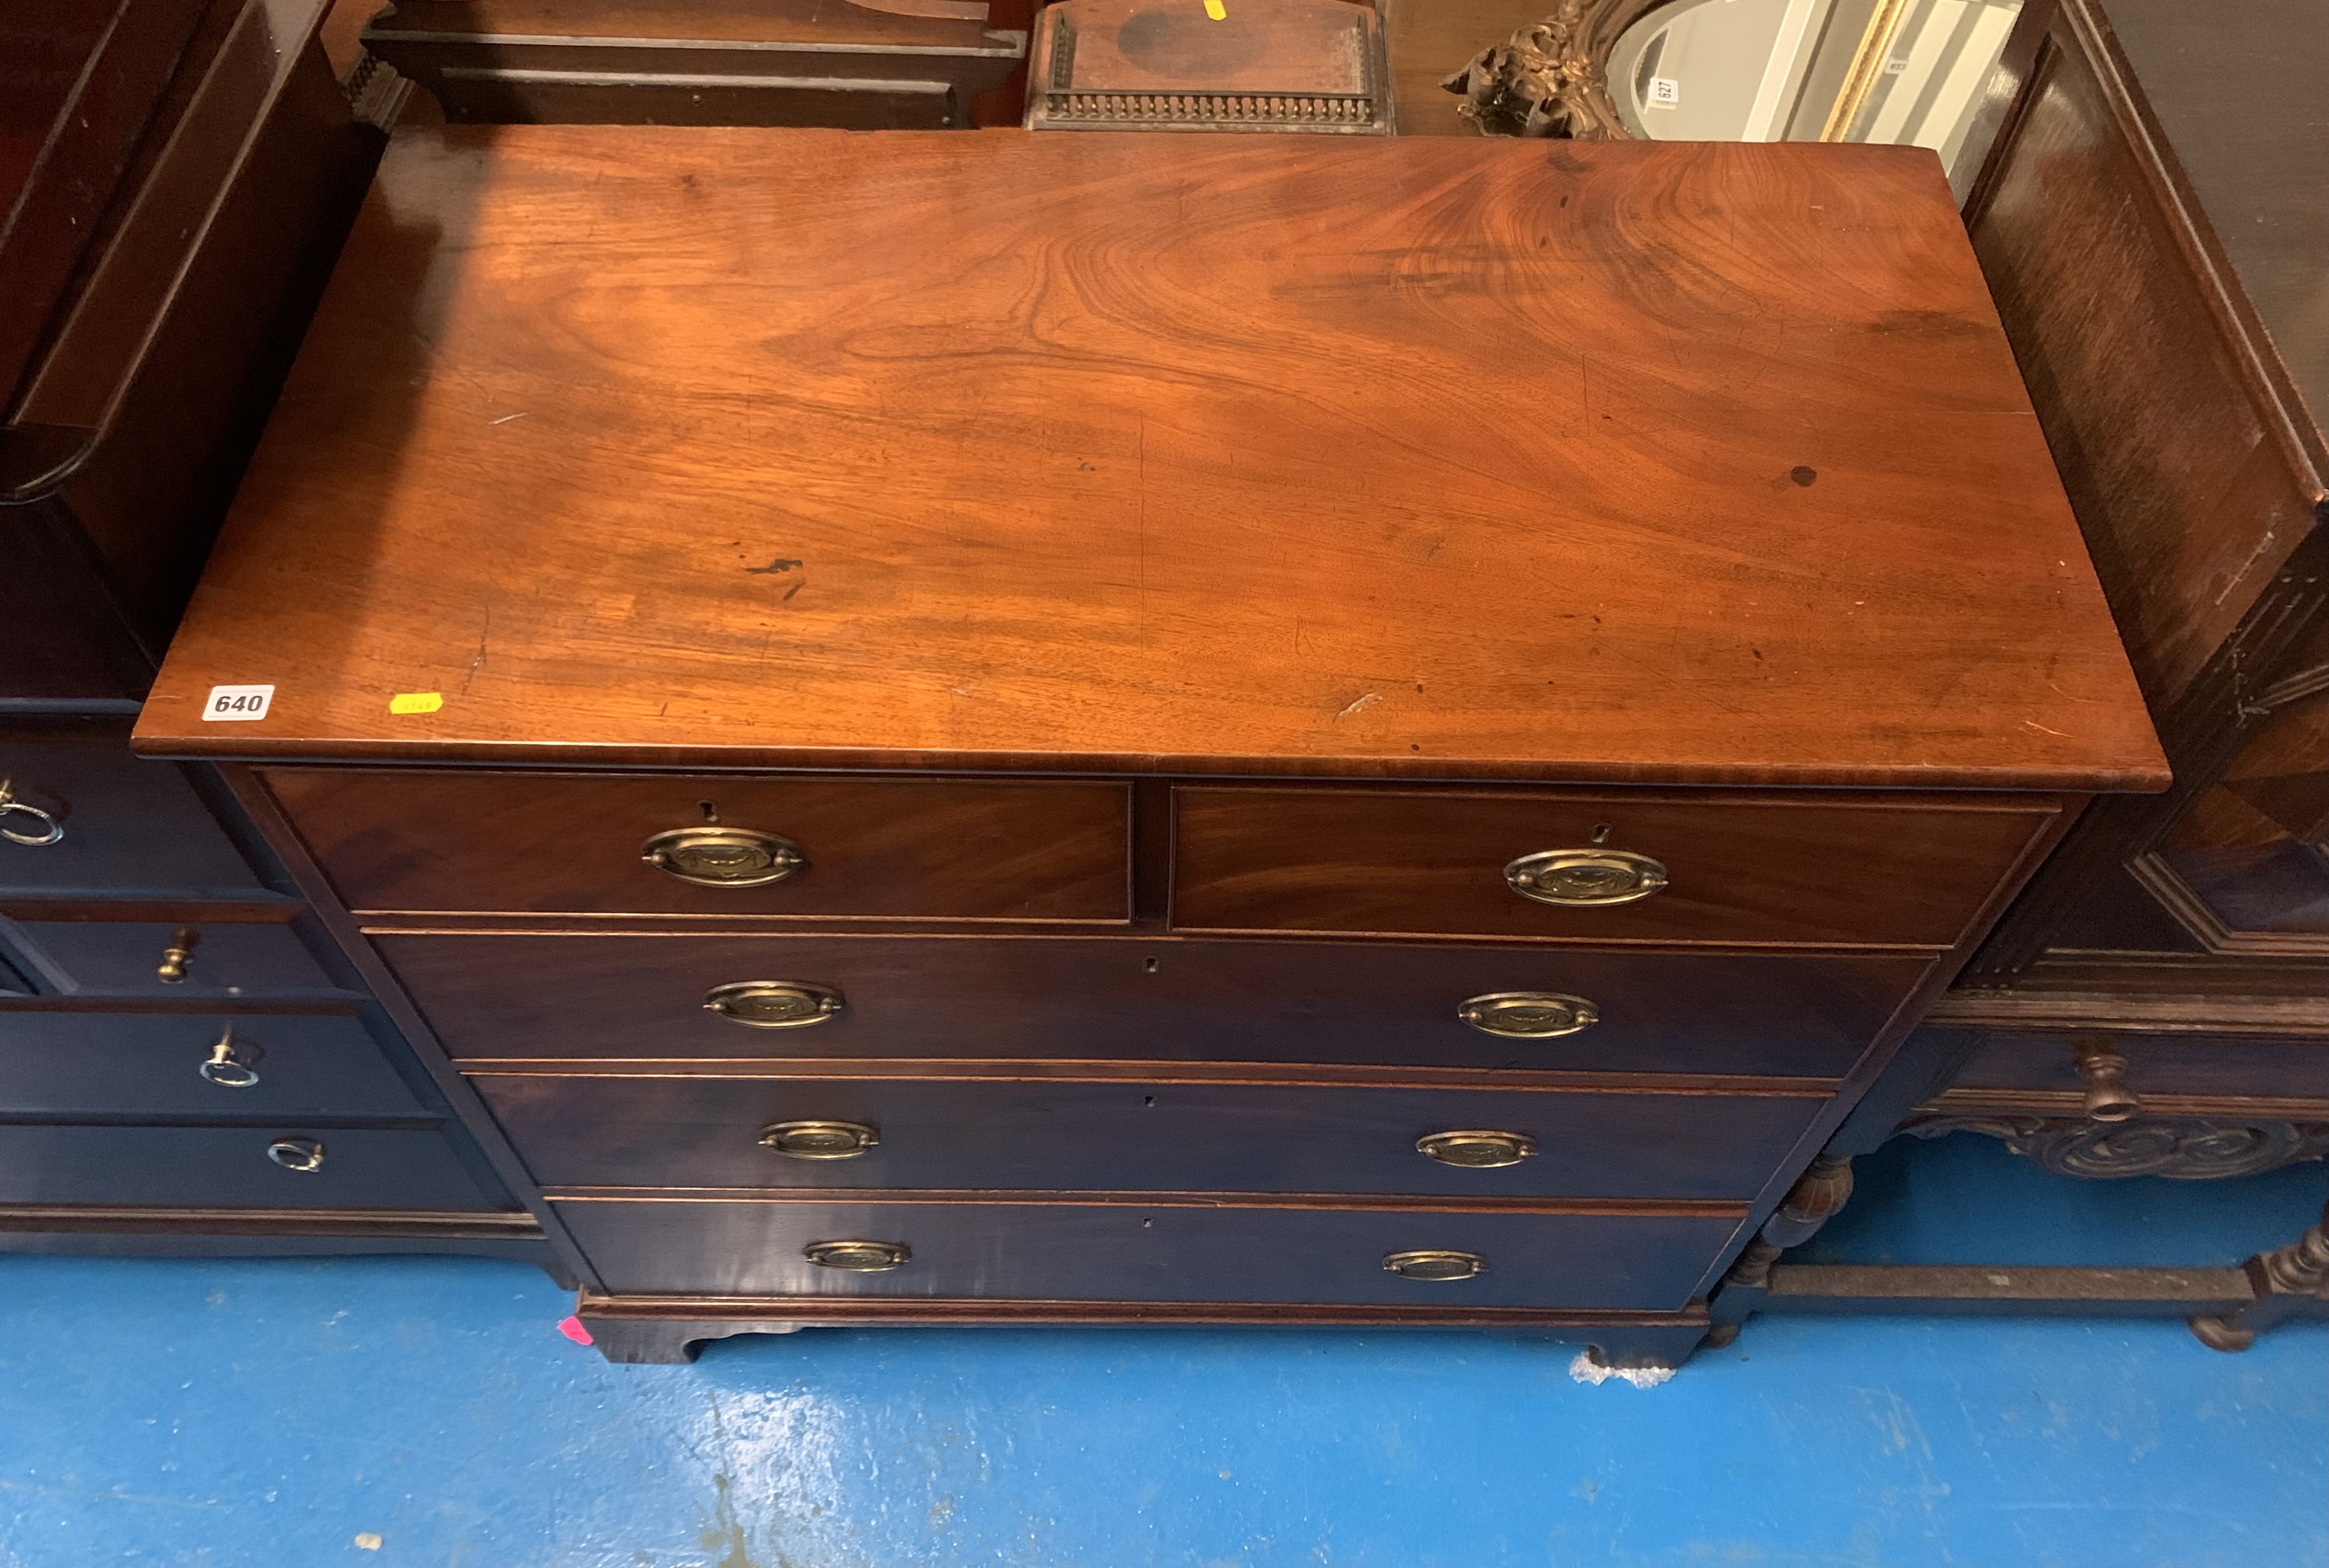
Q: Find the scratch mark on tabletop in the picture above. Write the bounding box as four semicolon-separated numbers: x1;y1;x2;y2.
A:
2023;719;2068;736
1335;692;1382;721
489;412;529;425
461;608;491;693
745;557;803;575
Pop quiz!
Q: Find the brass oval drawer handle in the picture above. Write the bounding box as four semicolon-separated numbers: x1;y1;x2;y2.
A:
267;1136;326;1172
641;827;805;888
1416;1129;1538;1169
1504;849;1667;907
805;1239;910;1272
0;780;64;847
1383;1248;1486;1281
1458;992;1599;1039
704;980;846;1029
761;1119;879;1159
199;1027;265;1089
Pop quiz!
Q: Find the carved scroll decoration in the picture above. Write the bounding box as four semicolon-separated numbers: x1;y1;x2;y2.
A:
1440;0;1674;139
1899;1113;2329;1181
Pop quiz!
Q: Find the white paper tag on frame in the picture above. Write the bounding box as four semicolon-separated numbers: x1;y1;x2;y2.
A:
202;684;275;721
1645;76;1681;109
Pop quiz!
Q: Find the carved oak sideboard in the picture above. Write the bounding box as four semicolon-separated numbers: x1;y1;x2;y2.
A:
134;126;2162;1365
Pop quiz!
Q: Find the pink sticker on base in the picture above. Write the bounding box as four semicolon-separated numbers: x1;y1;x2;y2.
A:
557;1315;594;1346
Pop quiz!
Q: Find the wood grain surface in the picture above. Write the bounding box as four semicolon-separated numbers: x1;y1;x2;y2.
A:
134;127;2162;792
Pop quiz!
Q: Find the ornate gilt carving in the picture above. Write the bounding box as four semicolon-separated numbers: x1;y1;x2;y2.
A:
1440;0;1668;139
1900;1113;2329;1180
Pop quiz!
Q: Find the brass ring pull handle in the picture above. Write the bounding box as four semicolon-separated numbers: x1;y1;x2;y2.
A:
1416;1129;1538;1169
1504;849;1667;906
199;1028;264;1089
266;1136;326;1172
1383;1248;1486;1281
0;781;63;847
1459;992;1599;1039
156;928;197;984
2072;1035;2141;1123
641;827;805;887
804;1239;910;1272
705;980;846;1029
760;1119;879;1159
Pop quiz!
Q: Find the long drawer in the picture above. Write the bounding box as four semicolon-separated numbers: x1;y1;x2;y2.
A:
1171;787;2054;948
387;932;1927;1077
556;1196;1745;1308
0;1124;499;1209
5;918;347;998
1942;1029;2329;1107
0;737;266;898
477;1072;1827;1200
0;1011;425;1119
263;769;1132;921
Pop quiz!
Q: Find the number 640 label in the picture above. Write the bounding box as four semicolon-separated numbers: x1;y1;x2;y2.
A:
202;684;275;721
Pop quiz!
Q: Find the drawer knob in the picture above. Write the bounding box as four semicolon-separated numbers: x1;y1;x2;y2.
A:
761;1119;880;1159
266;1136;326;1172
1416;1129;1538;1169
2073;1035;2142;1123
1383;1248;1486;1281
805;1239;910;1272
199;1027;265;1089
1505;849;1667;906
0;780;64;847
1458;991;1599;1038
156;927;198;983
641;827;805;887
704;980;846;1029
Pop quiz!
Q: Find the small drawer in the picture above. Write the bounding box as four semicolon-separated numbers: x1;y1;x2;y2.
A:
1944;1030;2329;1109
476;1073;1826;1200
1171;787;2052;948
556;1196;1744;1309
265;769;1130;922
4;919;349;998
0;1011;426;1119
389;932;1927;1079
0;1125;499;1210
0;738;266;897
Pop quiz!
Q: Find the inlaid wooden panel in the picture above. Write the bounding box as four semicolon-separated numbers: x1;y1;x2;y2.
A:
475;1072;1824;1200
556;1195;1744;1308
264;770;1130;921
384;930;1926;1078
1171;787;2056;948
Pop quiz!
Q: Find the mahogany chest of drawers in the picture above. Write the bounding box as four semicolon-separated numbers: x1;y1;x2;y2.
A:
134;125;2165;1364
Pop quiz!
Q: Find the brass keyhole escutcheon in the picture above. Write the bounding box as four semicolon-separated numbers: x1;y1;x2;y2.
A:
704;981;846;1029
1504;849;1667;907
1416;1129;1538;1169
1458;992;1599;1039
1383;1248;1486;1281
760;1120;879;1159
641;827;805;887
199;1027;264;1088
267;1136;326;1172
804;1239;909;1272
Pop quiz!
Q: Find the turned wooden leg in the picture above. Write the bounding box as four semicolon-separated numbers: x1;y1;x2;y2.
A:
1704;1154;1857;1345
2189;1196;2329;1352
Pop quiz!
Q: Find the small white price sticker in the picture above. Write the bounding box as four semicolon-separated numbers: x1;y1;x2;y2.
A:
202;684;275;721
1645;76;1681;109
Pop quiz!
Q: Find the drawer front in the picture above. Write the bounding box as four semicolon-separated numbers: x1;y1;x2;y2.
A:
477;1074;1825;1200
1944;1029;2329;1108
0;739;265;897
0;1125;499;1209
265;769;1130;921
0;1011;425;1119
557;1198;1742;1309
391;932;1926;1078
1171;787;2051;948
6;919;347;998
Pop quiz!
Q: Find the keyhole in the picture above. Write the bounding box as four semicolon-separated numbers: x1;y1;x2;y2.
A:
1141;1217;1153;1228
1143;957;1159;974
1143;1095;1156;1107
1589;823;1612;844
698;800;719;823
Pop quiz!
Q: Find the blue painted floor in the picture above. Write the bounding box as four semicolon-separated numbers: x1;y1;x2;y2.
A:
2;1138;2323;1567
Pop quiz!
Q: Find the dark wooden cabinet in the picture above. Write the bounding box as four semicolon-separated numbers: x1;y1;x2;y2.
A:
0;0;557;1275
134;126;2159;1364
1713;0;2329;1350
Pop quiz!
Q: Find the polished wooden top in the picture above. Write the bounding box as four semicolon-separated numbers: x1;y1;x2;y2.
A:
136;126;2165;789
